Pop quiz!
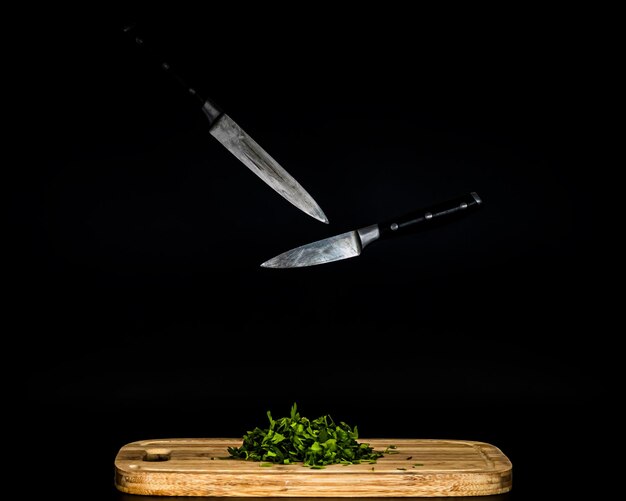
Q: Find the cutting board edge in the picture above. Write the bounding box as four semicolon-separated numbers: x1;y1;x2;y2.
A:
117;436;508;447
114;437;513;497
115;437;512;462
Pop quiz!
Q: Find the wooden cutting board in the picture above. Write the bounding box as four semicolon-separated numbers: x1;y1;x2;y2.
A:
114;438;512;497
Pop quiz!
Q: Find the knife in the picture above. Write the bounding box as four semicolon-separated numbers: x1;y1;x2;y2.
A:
122;24;328;224
261;192;483;268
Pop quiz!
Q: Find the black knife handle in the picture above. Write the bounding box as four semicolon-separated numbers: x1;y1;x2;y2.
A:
121;23;223;124
378;192;483;239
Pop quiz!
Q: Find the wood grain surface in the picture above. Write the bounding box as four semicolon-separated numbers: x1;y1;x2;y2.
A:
114;438;512;497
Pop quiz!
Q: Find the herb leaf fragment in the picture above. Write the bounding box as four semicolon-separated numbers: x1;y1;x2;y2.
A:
227;403;384;468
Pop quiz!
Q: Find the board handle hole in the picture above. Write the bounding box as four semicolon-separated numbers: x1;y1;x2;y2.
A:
142;448;171;462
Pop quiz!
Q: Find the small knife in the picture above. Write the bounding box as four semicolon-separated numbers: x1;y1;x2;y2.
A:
261;192;483;268
122;24;328;224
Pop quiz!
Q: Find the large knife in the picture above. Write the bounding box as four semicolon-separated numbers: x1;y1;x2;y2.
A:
122;24;328;224
261;192;483;268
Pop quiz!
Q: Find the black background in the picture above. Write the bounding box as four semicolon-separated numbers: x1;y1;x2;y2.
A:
16;5;605;500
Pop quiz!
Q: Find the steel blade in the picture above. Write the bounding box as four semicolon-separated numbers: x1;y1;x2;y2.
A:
209;114;328;224
260;231;361;268
261;225;380;268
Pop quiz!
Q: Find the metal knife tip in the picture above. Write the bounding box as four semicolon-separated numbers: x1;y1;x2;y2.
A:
259;260;279;269
302;202;328;224
311;208;329;224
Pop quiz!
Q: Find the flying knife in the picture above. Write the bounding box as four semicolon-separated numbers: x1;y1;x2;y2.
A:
122;24;328;224
261;192;483;268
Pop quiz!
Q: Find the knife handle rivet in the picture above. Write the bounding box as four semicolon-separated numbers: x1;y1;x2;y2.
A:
390;223;399;231
460;202;468;209
425;212;433;220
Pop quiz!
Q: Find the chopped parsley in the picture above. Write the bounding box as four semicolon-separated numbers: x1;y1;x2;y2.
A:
227;403;384;468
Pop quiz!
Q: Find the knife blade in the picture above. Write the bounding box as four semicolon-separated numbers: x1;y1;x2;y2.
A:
122;24;328;224
261;192;483;268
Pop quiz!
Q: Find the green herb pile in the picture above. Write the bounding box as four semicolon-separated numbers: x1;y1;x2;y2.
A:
227;403;383;468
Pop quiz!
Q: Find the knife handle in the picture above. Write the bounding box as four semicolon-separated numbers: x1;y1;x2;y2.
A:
122;23;223;125
378;192;483;239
